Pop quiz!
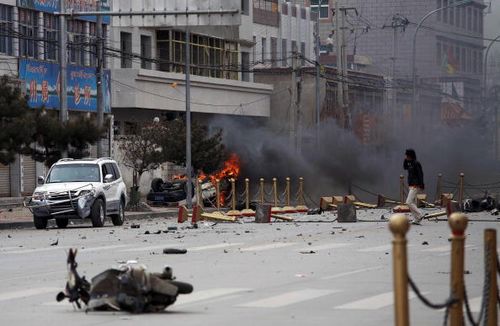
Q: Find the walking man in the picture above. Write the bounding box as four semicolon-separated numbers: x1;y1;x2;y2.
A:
403;149;425;225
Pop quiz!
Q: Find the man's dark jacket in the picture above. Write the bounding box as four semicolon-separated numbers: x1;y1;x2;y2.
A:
403;159;424;188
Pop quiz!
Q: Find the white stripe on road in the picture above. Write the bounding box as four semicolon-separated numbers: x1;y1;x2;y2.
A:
188;243;244;252
0;287;60;302
175;288;252;306
81;244;130;252
2;246;69;254
468;296;482;313
236;289;337;308
240;242;296;252
335;291;418;310
298;243;351;252
321;266;384;280
357;245;392;252
422;244;474;253
120;244;177;252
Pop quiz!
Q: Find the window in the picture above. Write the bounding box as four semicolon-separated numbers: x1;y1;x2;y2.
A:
68;20;86;65
0;5;12;55
310;0;329;19
89;22;97;67
140;35;152;69
252;35;256;63
281;38;287;67
43;14;58;61
111;163;121;179
271;37;277;67
443;0;448;23
467;7;472;31
120;32;132;68
455;6;461;27
253;0;278;12
261;37;266;63
449;7;454;25
461;7;466;29
241;0;249;15
103;163;117;181
156;30;239;80
437;41;442;65
18;9;38;58
472;50;477;73
479;10;483;34
437;0;442;21
241;52;250;81
300;42;306;65
473;8;478;32
47;164;100;183
460;47;466;71
157;30;170;72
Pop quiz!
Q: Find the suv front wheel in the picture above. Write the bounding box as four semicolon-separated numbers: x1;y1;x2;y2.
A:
91;199;105;227
33;215;48;229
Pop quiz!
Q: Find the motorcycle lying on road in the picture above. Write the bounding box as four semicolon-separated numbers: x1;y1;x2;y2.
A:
56;249;193;313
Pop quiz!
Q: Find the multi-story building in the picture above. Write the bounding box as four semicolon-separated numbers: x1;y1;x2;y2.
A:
0;0;111;197
108;0;315;130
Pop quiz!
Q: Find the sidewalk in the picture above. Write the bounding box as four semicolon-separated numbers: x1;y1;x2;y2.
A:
0;204;180;230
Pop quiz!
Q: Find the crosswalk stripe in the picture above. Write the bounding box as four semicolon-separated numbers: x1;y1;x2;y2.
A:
298;243;351;252
468;296;481;313
188;243;244;252
236;289;337;308
335;291;417;310
321;266;383;280
0;287;60;302
120;244;177;252
240;242;296;252
422;244;474;253
175;288;252;306
80;244;130;252
2;246;69;254
358;244;392;252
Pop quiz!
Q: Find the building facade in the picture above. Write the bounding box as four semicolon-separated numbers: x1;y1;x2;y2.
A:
0;0;111;197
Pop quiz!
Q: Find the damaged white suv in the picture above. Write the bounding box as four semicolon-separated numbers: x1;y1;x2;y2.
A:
25;158;127;229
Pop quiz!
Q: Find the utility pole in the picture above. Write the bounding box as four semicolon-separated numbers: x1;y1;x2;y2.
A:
96;1;104;157
58;0;68;124
314;13;321;146
290;47;298;151
335;4;357;130
185;27;193;209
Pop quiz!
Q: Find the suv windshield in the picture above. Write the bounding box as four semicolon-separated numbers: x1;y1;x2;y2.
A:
46;164;100;183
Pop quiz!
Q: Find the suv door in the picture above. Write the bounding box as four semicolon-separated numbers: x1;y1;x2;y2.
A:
101;163;120;213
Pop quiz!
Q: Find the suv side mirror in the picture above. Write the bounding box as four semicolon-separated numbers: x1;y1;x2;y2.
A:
37;176;45;185
104;174;114;183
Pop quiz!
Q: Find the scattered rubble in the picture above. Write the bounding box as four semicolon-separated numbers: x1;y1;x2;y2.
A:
163;248;188;254
50;239;59;246
422;241;429;245
130;224;140;229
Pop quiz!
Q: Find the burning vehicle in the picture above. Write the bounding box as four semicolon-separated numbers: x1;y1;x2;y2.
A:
147;154;241;207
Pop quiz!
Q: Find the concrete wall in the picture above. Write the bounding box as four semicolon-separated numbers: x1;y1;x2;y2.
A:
111;68;273;117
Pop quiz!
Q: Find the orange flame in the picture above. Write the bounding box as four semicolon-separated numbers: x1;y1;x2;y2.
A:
199;153;241;206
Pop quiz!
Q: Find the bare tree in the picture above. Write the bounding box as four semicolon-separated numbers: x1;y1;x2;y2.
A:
118;122;165;205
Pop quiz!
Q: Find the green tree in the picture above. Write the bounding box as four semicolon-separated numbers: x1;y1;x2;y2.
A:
0;76;33;165
161;118;228;174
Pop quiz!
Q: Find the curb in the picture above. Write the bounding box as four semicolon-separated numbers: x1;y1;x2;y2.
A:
0;210;179;230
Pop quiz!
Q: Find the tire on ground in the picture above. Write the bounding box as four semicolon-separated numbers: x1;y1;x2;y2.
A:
55;218;69;229
33;215;48;229
111;199;125;226
90;198;105;227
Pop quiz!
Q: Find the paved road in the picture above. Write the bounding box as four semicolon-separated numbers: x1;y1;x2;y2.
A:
0;210;497;325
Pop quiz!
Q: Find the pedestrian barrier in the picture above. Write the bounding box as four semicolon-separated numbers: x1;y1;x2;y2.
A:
176;176;311;224
389;213;498;326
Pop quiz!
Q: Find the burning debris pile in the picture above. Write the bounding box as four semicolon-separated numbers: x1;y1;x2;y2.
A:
147;154;241;206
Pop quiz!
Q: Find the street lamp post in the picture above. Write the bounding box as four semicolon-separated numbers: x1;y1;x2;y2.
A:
484;34;500;160
411;0;471;122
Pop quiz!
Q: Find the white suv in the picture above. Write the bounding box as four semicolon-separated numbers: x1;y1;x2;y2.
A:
25;158;128;229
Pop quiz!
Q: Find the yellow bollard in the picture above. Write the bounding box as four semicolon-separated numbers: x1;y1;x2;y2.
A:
448;212;468;326
227;178;241;217
435;173;443;204
283;177;297;213
484;229;498;326
295;177;308;213
259;178;265;205
458;173;464;209
241;178;255;217
399;175;405;204
389;214;410;326
271;177;283;213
